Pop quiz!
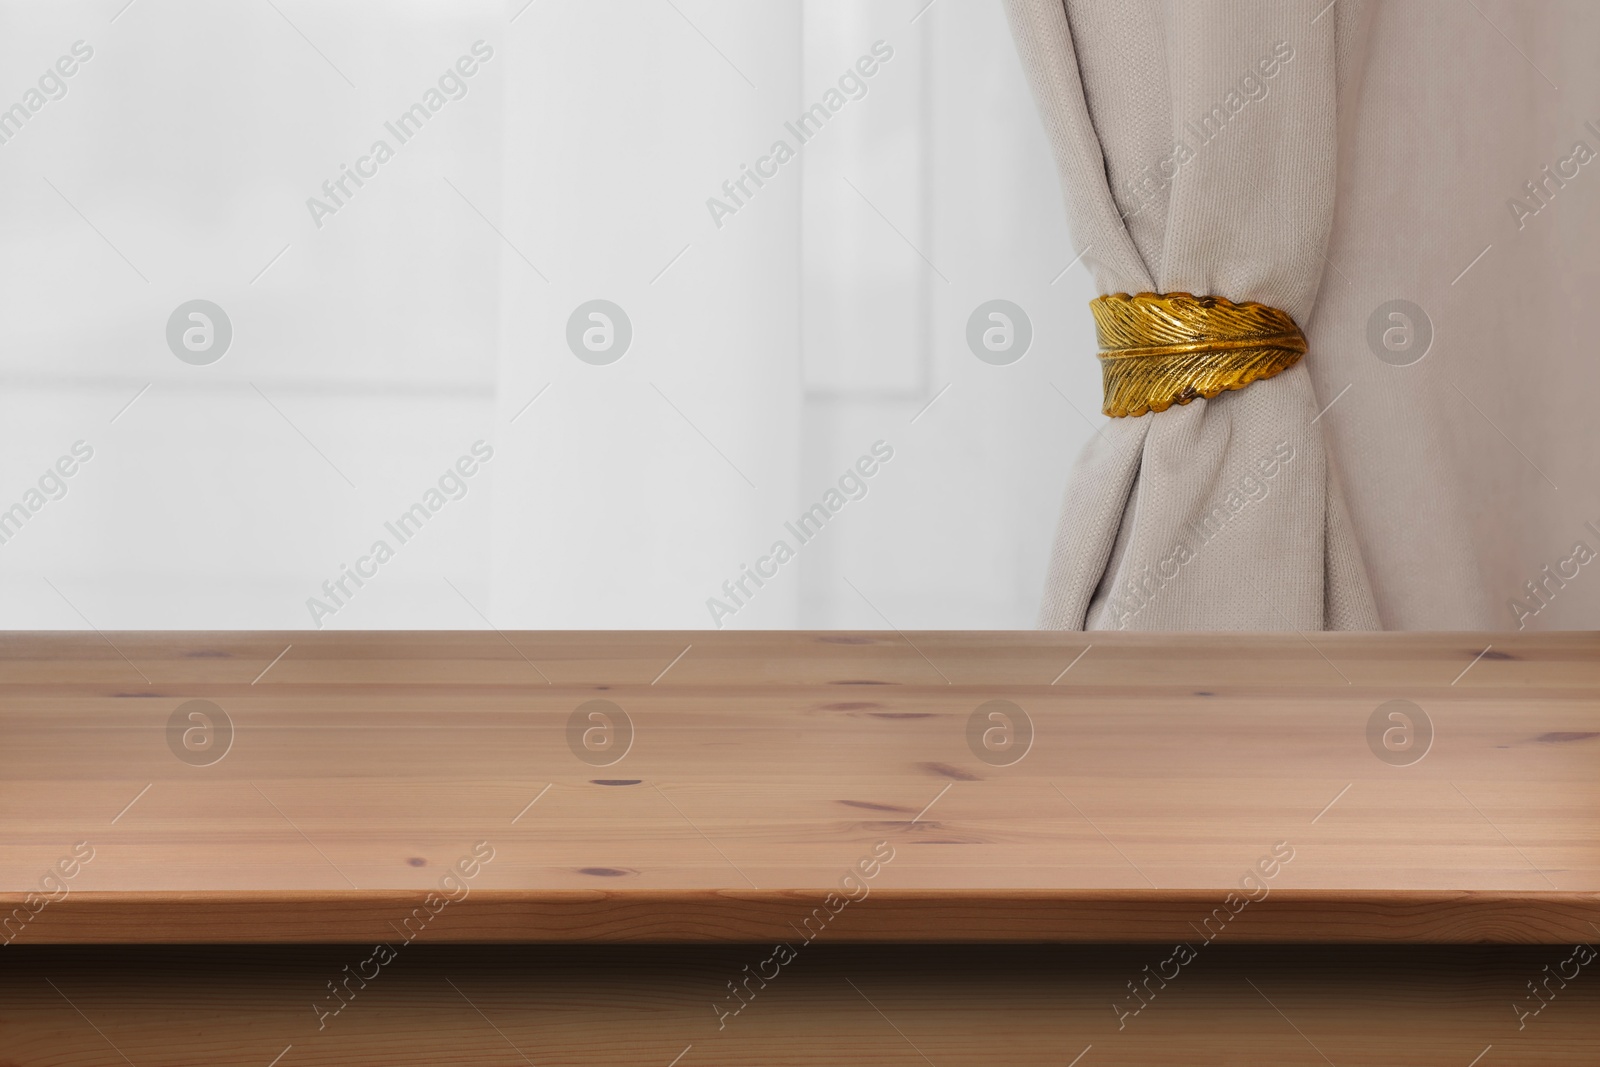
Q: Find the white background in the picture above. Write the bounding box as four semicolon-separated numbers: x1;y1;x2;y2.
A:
0;0;1101;630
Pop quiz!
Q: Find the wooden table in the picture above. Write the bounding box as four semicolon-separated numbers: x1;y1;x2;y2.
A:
4;631;1599;1063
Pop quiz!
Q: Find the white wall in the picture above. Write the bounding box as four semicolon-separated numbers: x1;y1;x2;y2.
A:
0;0;1099;630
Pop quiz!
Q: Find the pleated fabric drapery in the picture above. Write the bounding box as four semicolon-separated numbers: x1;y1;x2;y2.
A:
1003;0;1381;630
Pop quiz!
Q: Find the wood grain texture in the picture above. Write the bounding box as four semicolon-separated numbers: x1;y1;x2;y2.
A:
3;631;1598;943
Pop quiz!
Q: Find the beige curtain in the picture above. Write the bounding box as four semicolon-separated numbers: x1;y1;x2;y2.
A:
1005;0;1600;631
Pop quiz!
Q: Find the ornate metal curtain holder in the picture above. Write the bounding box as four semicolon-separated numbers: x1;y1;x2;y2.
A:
1089;292;1308;418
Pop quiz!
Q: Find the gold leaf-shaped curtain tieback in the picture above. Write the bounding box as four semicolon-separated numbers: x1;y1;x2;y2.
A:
1089;292;1307;418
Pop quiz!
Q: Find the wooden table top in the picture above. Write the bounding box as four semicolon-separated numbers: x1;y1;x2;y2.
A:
3;631;1598;944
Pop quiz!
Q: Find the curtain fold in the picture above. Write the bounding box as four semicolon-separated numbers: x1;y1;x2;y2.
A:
1005;0;1381;630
